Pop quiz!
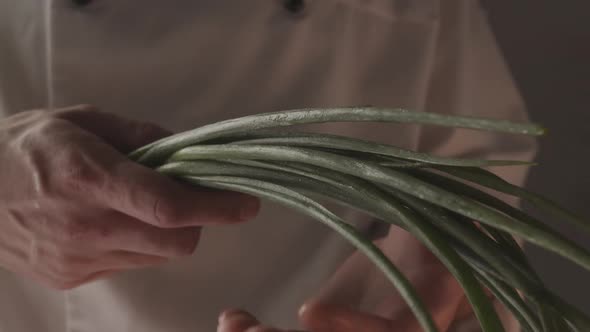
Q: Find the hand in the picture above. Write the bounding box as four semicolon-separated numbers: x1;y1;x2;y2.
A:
216;229;478;332
216;301;406;332
292;230;476;332
0;105;260;290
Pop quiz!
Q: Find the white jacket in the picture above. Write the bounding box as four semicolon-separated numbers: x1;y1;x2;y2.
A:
0;0;536;331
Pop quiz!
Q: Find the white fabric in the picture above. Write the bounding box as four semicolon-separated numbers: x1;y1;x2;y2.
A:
0;0;535;331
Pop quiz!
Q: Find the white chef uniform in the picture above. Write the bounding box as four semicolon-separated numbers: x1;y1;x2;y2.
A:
0;0;536;331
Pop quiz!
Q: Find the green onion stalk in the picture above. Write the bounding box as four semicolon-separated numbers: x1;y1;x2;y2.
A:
129;107;589;332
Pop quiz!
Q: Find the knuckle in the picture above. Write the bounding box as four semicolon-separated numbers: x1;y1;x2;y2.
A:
34;117;67;140
62;152;98;183
26;118;102;195
61;219;93;242
153;198;179;228
57;150;105;192
35;114;84;138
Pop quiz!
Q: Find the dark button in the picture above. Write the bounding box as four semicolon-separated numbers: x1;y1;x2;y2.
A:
283;0;305;14
72;0;93;6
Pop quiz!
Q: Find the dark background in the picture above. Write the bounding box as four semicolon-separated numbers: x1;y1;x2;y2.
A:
483;0;590;314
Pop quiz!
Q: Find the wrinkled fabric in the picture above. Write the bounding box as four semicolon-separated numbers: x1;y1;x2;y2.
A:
0;0;535;331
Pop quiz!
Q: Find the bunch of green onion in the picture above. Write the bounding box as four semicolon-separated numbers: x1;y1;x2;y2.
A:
130;107;590;332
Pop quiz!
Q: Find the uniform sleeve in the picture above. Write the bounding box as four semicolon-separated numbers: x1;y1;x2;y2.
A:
313;1;536;331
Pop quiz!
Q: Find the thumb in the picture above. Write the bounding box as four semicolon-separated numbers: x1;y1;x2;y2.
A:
54;104;171;152
298;300;393;332
100;159;261;228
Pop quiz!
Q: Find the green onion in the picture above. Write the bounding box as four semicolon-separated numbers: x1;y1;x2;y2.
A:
225;131;534;167
131;108;585;332
131;107;546;164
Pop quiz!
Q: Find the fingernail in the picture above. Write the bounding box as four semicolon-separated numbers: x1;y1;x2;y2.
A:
218;308;245;323
218;309;233;323
239;197;260;221
298;303;309;317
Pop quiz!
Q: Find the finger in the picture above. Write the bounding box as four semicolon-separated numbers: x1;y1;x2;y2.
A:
53;105;172;152
86;210;202;258
74;269;120;286
245;327;284;332
51;106;261;228
218;309;260;332
299;300;393;332
90;250;169;272
33;269;121;290
45;250;168;281
99;160;260;228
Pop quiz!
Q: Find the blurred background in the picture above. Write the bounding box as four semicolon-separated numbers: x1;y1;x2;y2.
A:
483;0;590;314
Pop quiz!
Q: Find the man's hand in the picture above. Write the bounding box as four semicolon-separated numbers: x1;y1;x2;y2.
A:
0;105;260;290
216;229;477;332
216;301;407;332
